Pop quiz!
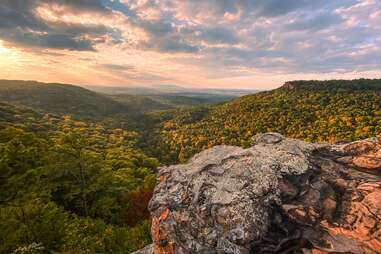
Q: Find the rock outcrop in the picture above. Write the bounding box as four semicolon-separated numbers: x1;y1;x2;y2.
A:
135;133;381;254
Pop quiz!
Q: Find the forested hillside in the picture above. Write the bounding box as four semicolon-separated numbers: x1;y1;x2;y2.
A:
109;93;233;112
0;80;244;117
150;79;381;163
0;102;157;253
1;79;381;253
0;80;129;118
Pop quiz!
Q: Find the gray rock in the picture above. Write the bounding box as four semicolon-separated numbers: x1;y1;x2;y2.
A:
136;133;381;254
148;133;320;254
131;244;153;254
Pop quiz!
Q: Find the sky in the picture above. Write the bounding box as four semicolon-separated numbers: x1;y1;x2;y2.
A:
0;0;380;89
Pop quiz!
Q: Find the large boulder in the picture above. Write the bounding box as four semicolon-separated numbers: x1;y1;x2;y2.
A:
142;134;381;254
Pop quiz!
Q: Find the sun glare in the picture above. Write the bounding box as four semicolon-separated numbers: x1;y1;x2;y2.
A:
0;40;25;74
0;41;11;54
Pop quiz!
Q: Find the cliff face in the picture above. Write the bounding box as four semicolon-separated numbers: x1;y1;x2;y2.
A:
135;133;381;254
279;79;381;91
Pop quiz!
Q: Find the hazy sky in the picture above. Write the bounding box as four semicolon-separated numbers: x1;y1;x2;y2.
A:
0;0;380;89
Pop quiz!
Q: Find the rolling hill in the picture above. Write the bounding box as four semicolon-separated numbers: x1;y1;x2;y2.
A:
0;80;243;118
150;79;381;162
0;80;128;118
86;84;256;111
84;84;257;97
1;78;381;253
109;93;236;112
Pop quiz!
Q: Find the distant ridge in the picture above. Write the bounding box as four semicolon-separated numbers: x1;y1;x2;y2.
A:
152;78;381;163
281;78;381;91
0;80;128;117
85;84;258;97
0;79;251;117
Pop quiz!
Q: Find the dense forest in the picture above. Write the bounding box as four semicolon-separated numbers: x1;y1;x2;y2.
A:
0;79;380;253
148;79;381;163
0;102;157;253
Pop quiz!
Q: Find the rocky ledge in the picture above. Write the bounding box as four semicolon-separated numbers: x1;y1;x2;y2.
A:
134;133;381;254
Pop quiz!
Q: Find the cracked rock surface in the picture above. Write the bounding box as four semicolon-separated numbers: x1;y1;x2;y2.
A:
134;133;381;254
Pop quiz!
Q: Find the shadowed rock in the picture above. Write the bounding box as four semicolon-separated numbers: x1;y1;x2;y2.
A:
138;133;381;254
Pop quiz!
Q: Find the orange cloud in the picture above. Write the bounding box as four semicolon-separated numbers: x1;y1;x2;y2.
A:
0;0;380;89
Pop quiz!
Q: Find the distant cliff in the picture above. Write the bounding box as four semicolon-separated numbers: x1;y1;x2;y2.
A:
134;133;381;254
280;79;381;91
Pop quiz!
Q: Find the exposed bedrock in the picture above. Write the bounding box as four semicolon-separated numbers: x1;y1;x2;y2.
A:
135;133;381;254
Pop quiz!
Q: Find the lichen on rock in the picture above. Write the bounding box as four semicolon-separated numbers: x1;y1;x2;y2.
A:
148;134;322;253
138;133;381;254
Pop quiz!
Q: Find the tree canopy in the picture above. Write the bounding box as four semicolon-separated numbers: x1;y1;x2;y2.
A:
1;78;381;253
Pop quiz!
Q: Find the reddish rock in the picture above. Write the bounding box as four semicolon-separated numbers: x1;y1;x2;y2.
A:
137;134;381;254
151;208;174;254
321;184;381;253
342;140;376;155
353;156;381;170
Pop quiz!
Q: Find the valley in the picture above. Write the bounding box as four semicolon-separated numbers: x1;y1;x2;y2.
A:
0;79;380;253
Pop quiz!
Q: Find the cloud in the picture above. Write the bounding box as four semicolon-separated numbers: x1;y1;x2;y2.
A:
163;0;343;24
0;0;118;51
0;30;96;51
287;12;344;31
242;0;314;17
97;63;168;81
142;38;200;53
99;63;136;71
56;0;107;12
184;26;239;45
0;1;47;30
0;0;380;88
132;19;200;53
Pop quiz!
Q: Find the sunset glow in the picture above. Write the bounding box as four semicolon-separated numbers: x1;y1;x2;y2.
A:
0;0;380;89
